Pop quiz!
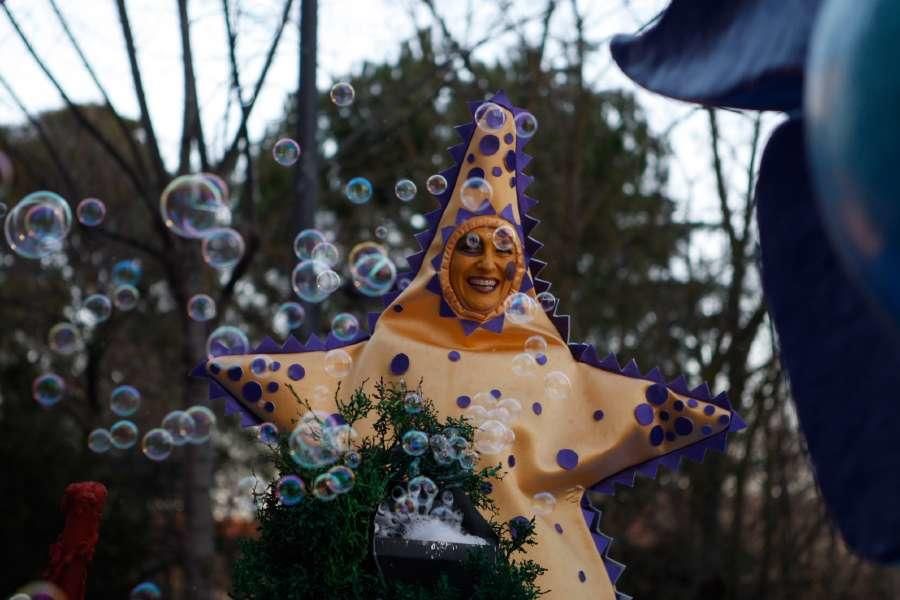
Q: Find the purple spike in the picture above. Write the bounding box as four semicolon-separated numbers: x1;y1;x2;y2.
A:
683;444;708;462
620;359;641;377
439;298;455;317
518;174;534;190
454;122;475;140
324;333;341;348
644;367;665;383
425;209;442;227
460;320;480;336
528;257;547;275
729;411;747;432
367;312;380;332
605;559;626;584
414;230;432;249
466;100;482;115
533;277;550;293
580;345;600;366
520;153;533;168
482;314;505;333
488;90;513;108
304;335;324;351
430;253;442;271
522;214;539;234
254;336;281;353
551;314;570;341
637;462;660;479
689;382;712;400
568;343;589;360
238;406;262;427
598;353;621;372
209;380;229;399
381;291;401;307
668;375;690;395
426;275;442;295
525;236;543;256
448;143;466;163
592;532;612;554
711;391;732;410
281;335;304;353
440;226;455;243
499;203;516;223
519;276;533;293
407;253;425;274
210;341;232;356
522;195;539;211
660;453;682;471
190;362;207;377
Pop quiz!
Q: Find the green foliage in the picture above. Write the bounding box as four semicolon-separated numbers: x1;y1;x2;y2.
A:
231;381;545;599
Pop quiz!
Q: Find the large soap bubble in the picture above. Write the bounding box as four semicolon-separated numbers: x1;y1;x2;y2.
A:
201;228;245;270
351;252;397;297
4;191;72;259
160;174;229;238
292;259;333;303
206;325;249;357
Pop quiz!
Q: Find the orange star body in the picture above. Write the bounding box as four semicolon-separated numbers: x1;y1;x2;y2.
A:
195;92;743;598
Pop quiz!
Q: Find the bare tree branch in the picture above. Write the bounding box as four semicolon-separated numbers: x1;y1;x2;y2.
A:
177;0;210;174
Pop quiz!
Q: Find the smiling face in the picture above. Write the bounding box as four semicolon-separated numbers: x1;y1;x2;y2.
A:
440;216;524;321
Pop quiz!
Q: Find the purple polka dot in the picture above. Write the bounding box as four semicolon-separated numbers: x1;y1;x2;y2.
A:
491;166;502;177
536;354;548;366
242;381;262;403
673;399;685;411
393;304;403;312
508;455;516;468
509;176;516;188
504;133;514;144
592;409;604;421
504;262;516;280
287;364;305;381
327;413;347;426
209;363;221;374
645;383;667;405
266;381;279;393
270;361;281;372
448;350;460;362
509;515;529;539
702;425;713;435
227;366;243;381
634;403;654;426
649;425;664;446
490;389;501;399
666;431;676;442
659;411;670;421
467;153;475;163
718;414;731;426
456;395;471;409
481;482;493;494
688;398;698;408
532;402;542;415
390;353;409;375
479;135;500;156
264;402;275;413
251;357;267;374
578;571;586;583
504;149;516;171
704;405;715;416
556;449;579;470
468;167;485;180
554;523;564;534
674;416;694;436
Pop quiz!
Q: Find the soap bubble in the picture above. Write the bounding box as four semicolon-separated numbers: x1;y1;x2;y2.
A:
326;465;356;494
324;348;352;378
111;385;141;416
258;422;279;444
311;241;340;267
531;491;556;516
88;428;112;453
32;373;64;407
544;371;572;401
316;268;341;294
312;384;330;403
272;138;301;166
331;313;359;341
161;410;195;446
475;102;506;133
293;228;326;260
110;419;139;449
129;582;161;600
142;428;173;461
344;450;361;468
276;474;305;506
112;259;142;286
426;174;448;195
465;405;489;427
312;473;338;501
351;252;397;297
344;177;373;205
78;294;112;327
511;352;537;378
273;302;305;335
201;228;244;270
292;259;331;303
472;391;494;408
207;325;249;357
498;398;522;421
348;240;387;266
459;449;478;470
187;294;216;322
12;581;67;600
0;202;6;219
160;174;228;238
403;391;423;414
113;284;140;311
407;475;438;510
395;179;417;202
515;112;539;138
474;419;514;455
374;225;388;239
4;191;72;259
186;405;216;443
202;173;230;206
76;197;106;226
492;224;516;251
330;82;355;107
48;322;81;355
402;430;429;456
524;335;547;357
289;411;347;469
536;291;556;312
460;177;492;211
503;292;536;324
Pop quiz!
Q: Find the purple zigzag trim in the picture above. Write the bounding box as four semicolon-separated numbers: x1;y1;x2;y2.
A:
368;312;380;333
579;502;627;592
430;253;442;271
643;366;665;383
528;257;547;275
525;236;543;256
620;358;641;377
282;335;304;352
439;298;455;317
188;361;262;428
482;314;505;333
406;252;425;275
499;203;516;223
519;275;534;293
522;214;539;236
254;336;281;353
668;375;690;395
440;226;455;243
533;277;550;293
304;334;325;351
550;313;570;341
448;143;466;164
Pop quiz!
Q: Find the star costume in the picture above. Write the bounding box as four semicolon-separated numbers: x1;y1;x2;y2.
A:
193;92;744;598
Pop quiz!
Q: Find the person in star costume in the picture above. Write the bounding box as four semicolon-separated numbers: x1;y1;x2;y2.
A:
193;91;744;599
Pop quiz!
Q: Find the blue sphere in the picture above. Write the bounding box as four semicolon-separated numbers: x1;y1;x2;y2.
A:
806;0;900;324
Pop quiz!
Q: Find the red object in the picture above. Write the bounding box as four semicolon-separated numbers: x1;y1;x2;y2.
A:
43;482;108;600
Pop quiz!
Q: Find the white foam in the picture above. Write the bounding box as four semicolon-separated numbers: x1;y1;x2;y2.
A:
402;515;488;546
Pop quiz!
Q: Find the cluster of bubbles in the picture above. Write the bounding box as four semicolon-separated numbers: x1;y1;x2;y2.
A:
400;425;478;470
142;405;216;461
511;334;548;378
272;138;301;166
109;258;143;311
374;477;470;540
461;392;522;455
280;410;361;502
4;191;72;259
